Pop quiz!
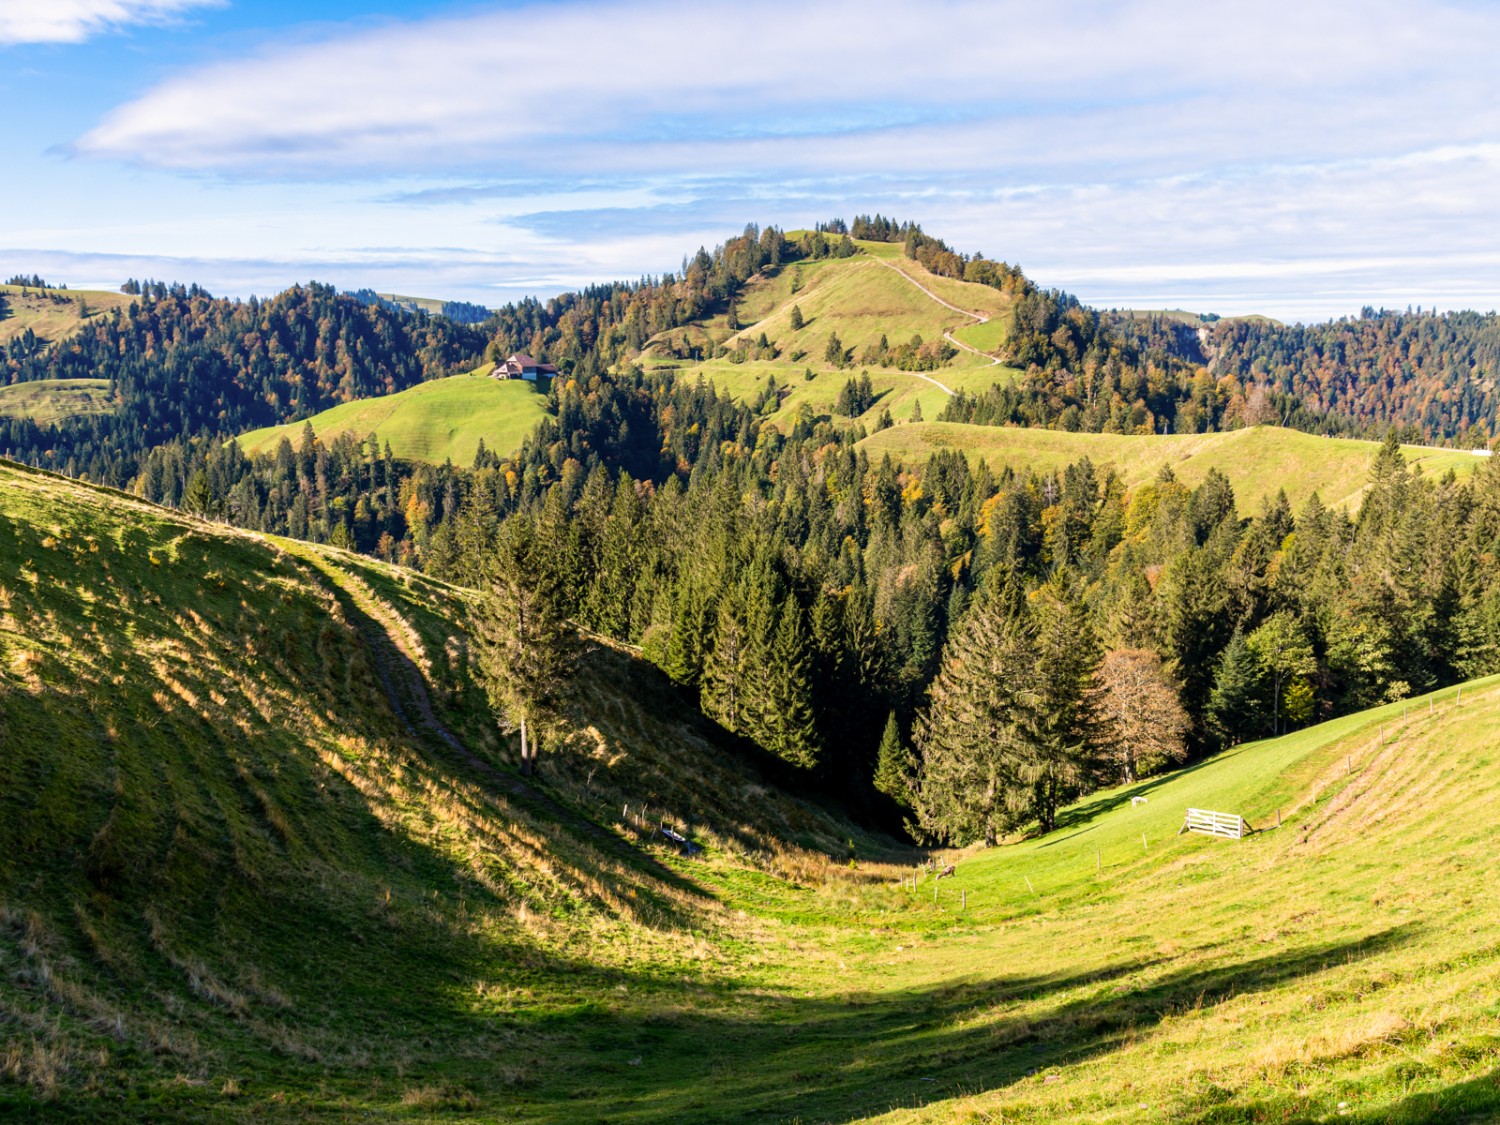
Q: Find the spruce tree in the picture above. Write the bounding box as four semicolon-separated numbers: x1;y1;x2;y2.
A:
873;711;914;806
912;589;1037;846
1205;627;1264;744
824;332;844;367
471;519;578;777
762;603;820;768
789;304;804;331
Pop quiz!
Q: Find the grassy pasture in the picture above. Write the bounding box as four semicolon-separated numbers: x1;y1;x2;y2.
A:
5;462;1500;1122
0;284;130;348
0;378;114;425
237;368;552;465
859;422;1486;512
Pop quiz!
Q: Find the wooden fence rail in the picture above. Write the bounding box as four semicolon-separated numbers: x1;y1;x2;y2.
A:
1178;808;1250;840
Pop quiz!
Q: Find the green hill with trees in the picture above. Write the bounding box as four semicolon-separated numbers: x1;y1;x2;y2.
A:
236;366;551;466
6;455;1500;1121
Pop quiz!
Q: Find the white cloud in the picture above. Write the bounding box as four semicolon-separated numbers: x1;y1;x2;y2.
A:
0;0;220;45
38;0;1500;318
71;0;1500;177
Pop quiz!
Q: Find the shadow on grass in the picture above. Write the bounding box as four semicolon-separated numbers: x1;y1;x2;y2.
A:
472;924;1421;1123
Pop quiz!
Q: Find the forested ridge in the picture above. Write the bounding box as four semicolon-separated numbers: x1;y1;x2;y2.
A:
0;282;490;482
9;218;1500;844
117;353;1500;841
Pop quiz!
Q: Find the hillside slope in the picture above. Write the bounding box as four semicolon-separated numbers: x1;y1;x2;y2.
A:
236;366;552;465
0;459;887;1119
641;239;1025;429
0;284;132;350
5;469;1500;1121
859;422;1487;511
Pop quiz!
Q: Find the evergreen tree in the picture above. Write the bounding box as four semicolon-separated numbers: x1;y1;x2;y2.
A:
762;603;820;768
873;711;914;806
1247;611;1317;735
789;304;804;331
471;519;579;776
1205;627;1264;744
913;590;1036;846
824;332;845;368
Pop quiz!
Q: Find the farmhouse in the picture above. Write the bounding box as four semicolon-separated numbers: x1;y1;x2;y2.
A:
493;353;558;382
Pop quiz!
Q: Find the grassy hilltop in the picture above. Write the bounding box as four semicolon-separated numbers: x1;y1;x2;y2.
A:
4;458;1500;1121
237;366;552;466
0;284;132;350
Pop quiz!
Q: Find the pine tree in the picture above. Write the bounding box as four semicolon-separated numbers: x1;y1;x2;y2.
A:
1205;627;1264;744
762;603;820;768
824;332;844;368
912;590;1037;845
471;519;579;776
789;304;804;331
700;583;751;734
183;469;215;517
873;711;914;806
1024;580;1108;831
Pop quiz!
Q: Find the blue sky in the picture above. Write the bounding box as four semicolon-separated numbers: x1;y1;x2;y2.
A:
3;0;1499;321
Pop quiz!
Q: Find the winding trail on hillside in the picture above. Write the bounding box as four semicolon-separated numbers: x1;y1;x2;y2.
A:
296;551;688;882
876;260;1006;376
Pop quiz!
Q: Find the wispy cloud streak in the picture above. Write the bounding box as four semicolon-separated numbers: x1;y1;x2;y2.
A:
0;0;220;45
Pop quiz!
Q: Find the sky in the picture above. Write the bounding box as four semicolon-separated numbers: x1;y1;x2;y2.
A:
2;0;1499;322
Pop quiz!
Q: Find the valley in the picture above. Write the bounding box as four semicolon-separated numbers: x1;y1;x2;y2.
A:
2;460;1499;1121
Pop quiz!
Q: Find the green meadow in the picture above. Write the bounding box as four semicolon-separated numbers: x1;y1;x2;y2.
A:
0;378;115;425
858;422;1488;512
237;367;552;465
3;458;1500;1121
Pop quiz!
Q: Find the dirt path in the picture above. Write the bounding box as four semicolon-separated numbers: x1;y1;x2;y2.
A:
877;260;1005;372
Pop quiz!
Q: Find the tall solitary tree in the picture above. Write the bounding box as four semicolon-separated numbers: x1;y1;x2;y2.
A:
912;589;1036;845
471;519;578;776
1098;648;1190;783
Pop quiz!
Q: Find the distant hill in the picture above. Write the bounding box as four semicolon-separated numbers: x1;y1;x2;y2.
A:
0;377;114;425
859;422;1487;513
237;365;551;466
0;282;488;482
0;283;132;352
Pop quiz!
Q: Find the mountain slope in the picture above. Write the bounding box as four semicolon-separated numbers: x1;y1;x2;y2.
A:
0;458;885;1119
236;365;552;465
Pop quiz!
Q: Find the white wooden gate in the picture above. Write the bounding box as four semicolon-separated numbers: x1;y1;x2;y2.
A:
1178;808;1249;839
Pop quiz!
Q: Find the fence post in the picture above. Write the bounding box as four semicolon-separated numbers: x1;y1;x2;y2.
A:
962;890;967;911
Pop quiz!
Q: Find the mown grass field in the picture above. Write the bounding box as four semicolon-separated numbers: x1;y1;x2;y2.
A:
0;284;131;348
5;460;1500;1122
0;378;114;425
859;422;1487;512
236;367;552;465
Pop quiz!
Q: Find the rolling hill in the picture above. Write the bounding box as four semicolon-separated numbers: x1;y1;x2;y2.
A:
0;284;132;350
639;237;1026;428
236;365;551;465
858;422;1488;512
6;456;1500;1121
0;378;114;425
